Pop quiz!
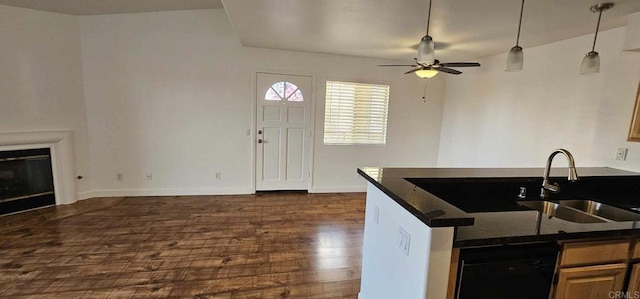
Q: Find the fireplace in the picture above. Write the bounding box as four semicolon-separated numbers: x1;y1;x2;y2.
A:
0;148;55;215
0;131;78;208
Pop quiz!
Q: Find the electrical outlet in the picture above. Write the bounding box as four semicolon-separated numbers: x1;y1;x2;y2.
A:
146;173;153;180
616;148;628;161
397;226;411;256
215;172;221;180
116;173;123;181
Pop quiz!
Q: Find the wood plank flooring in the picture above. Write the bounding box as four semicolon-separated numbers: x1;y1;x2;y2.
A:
0;193;366;298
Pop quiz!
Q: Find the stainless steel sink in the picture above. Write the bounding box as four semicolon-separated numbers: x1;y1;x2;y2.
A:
518;199;640;223
517;200;607;223
558;200;640;222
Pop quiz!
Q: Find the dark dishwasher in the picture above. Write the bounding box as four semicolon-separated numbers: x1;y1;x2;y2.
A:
456;242;559;299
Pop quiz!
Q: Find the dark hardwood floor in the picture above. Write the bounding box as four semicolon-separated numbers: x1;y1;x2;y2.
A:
0;193;366;298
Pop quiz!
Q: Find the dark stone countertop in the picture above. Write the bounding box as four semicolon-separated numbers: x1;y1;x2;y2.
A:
358;167;640;248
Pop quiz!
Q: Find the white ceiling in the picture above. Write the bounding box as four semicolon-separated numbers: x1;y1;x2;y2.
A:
0;0;222;15
2;0;638;62
222;0;640;62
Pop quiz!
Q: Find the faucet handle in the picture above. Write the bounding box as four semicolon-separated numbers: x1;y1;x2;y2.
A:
540;182;561;199
518;187;527;199
545;182;560;193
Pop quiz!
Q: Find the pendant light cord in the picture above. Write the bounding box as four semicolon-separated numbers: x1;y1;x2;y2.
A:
425;0;432;36
592;9;603;52
515;0;525;46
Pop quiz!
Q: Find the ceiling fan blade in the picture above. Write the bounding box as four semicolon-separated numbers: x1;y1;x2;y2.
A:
404;67;423;74
438;67;462;75
378;64;418;67
440;62;481;67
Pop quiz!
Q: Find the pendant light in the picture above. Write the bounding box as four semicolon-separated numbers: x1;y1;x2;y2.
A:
506;0;525;72
417;0;435;65
580;3;614;75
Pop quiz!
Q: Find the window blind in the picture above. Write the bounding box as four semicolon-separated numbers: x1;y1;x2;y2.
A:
324;81;390;145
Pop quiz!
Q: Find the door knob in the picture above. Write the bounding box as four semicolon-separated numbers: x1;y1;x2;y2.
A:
258;130;263;135
258;139;263;143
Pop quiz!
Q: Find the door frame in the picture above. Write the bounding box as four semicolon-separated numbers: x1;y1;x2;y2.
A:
251;68;317;193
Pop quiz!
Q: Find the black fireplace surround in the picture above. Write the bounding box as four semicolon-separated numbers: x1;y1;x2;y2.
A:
0;148;55;216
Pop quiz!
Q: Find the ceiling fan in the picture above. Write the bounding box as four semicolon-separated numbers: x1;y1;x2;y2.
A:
378;0;480;78
379;58;480;78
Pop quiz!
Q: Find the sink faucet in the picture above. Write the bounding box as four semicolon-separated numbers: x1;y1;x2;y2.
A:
541;149;579;199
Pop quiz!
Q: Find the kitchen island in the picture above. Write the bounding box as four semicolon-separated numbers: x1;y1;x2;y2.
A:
357;167;640;299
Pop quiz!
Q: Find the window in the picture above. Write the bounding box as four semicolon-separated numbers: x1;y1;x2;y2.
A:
323;81;390;145
265;81;304;102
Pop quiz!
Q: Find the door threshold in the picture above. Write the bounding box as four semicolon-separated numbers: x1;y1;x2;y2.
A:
256;190;309;195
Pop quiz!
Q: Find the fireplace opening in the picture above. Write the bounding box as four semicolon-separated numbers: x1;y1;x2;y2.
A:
0;148;55;216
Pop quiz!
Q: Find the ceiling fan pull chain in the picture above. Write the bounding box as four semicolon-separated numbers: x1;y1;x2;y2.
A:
422;80;428;103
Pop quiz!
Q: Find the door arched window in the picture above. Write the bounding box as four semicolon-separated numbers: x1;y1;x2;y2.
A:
264;81;304;102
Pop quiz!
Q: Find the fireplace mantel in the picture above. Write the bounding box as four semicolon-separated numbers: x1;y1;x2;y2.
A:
0;131;77;205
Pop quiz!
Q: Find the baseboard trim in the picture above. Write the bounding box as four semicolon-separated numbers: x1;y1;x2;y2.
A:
309;185;367;193
77;191;100;201
78;186;363;199
78;188;253;199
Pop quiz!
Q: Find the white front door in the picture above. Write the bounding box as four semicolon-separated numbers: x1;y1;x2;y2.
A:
255;72;312;191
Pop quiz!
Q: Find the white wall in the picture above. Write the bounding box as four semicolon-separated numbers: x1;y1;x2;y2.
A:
0;5;91;194
438;26;640;171
79;9;446;196
5;5;638;198
359;183;454;299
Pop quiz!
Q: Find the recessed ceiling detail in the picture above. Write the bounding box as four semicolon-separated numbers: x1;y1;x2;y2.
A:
0;0;223;15
223;0;640;62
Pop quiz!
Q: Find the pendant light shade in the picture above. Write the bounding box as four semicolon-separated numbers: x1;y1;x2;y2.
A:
580;51;600;74
506;0;525;72
506;46;524;71
415;68;439;78
580;3;613;75
417;36;435;64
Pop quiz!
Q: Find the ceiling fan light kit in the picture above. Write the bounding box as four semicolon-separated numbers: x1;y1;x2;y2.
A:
580;2;614;75
506;0;525;72
417;35;435;64
415;68;439;78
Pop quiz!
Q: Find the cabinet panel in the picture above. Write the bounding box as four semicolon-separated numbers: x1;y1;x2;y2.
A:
628;264;640;295
555;264;626;299
631;241;640;260
560;240;629;267
446;248;460;299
